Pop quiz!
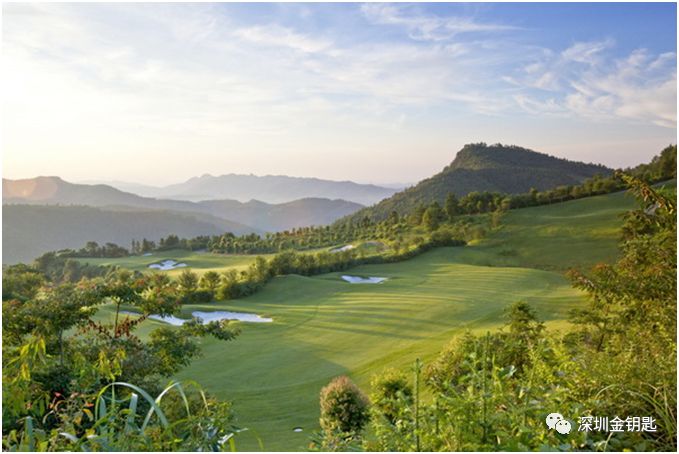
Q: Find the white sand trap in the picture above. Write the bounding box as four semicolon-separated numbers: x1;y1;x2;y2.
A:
192;311;272;323
330;245;354;253
148;259;188;270
293;427;303;433
122;310;272;326
342;275;387;284
142;252;153;256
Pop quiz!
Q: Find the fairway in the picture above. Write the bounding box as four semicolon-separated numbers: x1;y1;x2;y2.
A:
167;247;584;450
75;246;335;277
455;190;638;271
93;190;642;450
75;249;273;277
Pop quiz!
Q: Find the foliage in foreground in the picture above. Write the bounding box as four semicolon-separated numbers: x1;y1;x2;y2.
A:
3;381;238;451
2;267;240;450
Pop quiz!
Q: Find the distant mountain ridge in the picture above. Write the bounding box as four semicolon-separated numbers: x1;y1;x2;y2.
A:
2;204;257;265
89;173;398;205
343;143;612;222
2;177;365;263
2;176;363;232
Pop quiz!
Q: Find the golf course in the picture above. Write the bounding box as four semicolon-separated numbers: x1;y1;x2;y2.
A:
91;186;658;451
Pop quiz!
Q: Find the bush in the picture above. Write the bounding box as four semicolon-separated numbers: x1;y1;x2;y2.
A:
370;369;412;424
180;289;213;305
319;376;370;435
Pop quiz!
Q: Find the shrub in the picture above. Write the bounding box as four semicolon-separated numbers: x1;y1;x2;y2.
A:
319;376;370;435
180;290;213;305
370;369;412;424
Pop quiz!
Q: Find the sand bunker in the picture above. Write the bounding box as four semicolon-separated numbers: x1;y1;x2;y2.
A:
330;245;354;253
142;253;153;256
148;259;187;270
293;427;303;433
122;310;272;325
341;275;387;284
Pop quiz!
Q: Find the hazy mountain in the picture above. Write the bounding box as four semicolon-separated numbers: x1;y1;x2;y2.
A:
3;177;365;261
3;176;363;230
344;143;612;221
3;176;204;212
197;198;362;232
94;174;397;205
2;205;258;264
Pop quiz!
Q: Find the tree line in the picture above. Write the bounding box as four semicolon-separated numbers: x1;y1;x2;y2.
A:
49;145;675;261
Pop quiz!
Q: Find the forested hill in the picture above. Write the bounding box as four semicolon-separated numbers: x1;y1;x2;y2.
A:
3;177;363;232
2;205;258;264
343;143;611;221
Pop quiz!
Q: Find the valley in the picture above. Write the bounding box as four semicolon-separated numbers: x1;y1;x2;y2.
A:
92;188;639;450
4;4;676;451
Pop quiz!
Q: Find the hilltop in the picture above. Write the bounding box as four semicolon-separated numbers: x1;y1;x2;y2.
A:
345;143;611;221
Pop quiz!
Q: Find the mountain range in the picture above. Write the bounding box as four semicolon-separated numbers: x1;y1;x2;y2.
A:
3;143;615;264
2;177;364;263
84;174;398;205
2;205;257;264
3;176;363;230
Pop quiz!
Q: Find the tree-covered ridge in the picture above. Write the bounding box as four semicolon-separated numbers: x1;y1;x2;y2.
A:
27;145;674;266
344;144;675;223
344;143;613;222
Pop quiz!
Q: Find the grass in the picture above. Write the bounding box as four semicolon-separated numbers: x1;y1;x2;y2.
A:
99;248;584;450
76;245;353;278
93;188;647;450
455;190;639;272
75;249;267;277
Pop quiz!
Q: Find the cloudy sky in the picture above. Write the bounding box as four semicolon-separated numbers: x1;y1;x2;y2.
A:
2;2;676;185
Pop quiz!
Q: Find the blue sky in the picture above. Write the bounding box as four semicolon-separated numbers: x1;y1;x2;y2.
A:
3;2;676;185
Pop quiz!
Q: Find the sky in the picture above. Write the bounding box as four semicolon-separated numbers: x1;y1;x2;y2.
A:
2;2;677;186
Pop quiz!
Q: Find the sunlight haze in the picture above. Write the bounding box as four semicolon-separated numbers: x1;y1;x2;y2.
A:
2;2;676;185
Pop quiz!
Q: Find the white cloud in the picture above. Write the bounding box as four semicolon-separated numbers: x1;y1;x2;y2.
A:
508;40;676;128
361;3;516;41
2;2;675;184
234;25;332;53
561;39;614;64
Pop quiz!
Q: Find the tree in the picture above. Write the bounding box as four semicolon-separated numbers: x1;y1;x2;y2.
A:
422;202;443;232
409;204;427;226
177;269;198;296
199;271;221;293
444;193;459;222
370;369;412;425
499;197;512;211
529;187;538;203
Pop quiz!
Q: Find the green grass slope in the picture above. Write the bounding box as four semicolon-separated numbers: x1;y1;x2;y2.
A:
75;249;268;277
94;188;645;450
101;248;584;450
457;190;636;271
